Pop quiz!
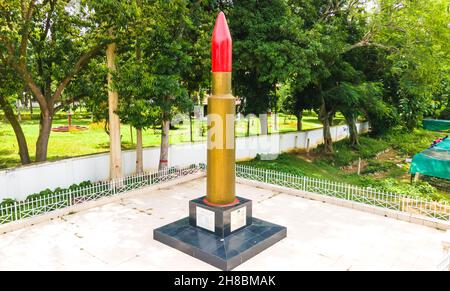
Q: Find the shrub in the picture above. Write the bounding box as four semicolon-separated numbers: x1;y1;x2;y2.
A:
24;181;92;201
370;178;442;201
0;198;17;207
439;107;450;120
361;160;397;174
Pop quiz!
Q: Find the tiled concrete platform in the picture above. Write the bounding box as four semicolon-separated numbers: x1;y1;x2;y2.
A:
0;178;445;270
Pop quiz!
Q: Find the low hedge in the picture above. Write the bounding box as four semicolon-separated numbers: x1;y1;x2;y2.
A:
0;180;93;207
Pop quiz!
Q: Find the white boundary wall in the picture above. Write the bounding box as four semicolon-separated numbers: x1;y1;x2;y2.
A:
0;122;368;200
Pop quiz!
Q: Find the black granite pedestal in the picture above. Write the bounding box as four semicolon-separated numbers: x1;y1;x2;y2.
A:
153;196;287;271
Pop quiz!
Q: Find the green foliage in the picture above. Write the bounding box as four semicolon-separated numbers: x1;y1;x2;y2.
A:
113;0;196;128
241;128;448;201
282;81;319;117
381;128;441;156
114;61;158;129
0;180;93;208
0;198;17;207
373;179;442;201
318;136;389;167
440;108;450;120
1;0;449;166
228;0;306;115
361;160;397;175
372;0;450;131
0;63;21;100
25;181;93;201
68;59;109;123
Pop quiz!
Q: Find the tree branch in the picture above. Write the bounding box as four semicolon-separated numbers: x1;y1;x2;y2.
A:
10;61;48;112
19;0;36;64
53;93;84;113
52;45;104;103
41;0;55;41
344;40;396;53
0;36;48;112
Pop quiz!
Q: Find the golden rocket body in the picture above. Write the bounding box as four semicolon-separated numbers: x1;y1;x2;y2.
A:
206;73;236;205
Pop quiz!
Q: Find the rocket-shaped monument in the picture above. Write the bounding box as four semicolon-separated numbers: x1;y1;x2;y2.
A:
154;12;287;271
206;12;236;206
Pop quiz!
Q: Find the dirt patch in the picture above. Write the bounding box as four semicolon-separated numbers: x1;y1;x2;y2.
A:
339;148;409;179
341;159;368;174
375;148;398;162
293;150;321;163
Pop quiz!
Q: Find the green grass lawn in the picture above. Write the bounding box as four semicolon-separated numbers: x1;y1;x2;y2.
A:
0;112;334;169
240;128;450;202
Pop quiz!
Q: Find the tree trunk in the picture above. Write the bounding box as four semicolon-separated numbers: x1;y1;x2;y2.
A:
130;125;134;145
189;113;193;142
35;109;52;162
106;36;123;180
136;128;143;173
319;99;333;154
159;117;170;170
0;96;31;165
322;117;333;154
17;100;21;122
273;112;278;132
134;26;143;174
328;111;334;126
296;111;303;131
344;114;359;147
260;113;268;135
29;95;33;117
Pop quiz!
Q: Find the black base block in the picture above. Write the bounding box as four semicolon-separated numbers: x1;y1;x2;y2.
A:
189;196;252;237
153;217;287;271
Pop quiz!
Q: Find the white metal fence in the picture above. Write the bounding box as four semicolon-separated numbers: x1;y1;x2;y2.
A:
0;164;202;225
1;163;448;226
0;122;369;201
235;165;450;221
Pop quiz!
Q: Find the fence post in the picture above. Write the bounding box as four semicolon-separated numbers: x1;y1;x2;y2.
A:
69;190;73;206
14;202;18;221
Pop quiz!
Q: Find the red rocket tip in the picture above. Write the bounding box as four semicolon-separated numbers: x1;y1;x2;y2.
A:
212;11;232;72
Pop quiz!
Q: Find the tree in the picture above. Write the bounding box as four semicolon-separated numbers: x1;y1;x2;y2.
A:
0;0;103;162
227;0;306;135
365;0;450;130
287;0;389;153
182;1;216;142
126;0;194;170
282;82;318;131
84;0;138;179
115;60;158;173
66;59;109;131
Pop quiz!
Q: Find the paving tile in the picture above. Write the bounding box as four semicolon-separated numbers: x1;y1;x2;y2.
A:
0;177;445;271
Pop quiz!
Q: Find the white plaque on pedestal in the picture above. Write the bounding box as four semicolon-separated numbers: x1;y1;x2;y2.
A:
196;207;215;232
230;207;247;232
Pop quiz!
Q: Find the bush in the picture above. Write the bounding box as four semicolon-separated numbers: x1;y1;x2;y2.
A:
361;160;397;174
439;107;450;120
369;178;442;201
25;181;92;201
0;198;17;207
382;128;440;156
317;135;389;167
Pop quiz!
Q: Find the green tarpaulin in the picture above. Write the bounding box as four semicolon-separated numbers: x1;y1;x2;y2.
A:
410;138;450;180
422;119;450;131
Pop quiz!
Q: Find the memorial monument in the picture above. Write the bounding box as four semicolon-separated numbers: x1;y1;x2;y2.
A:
154;11;287;271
